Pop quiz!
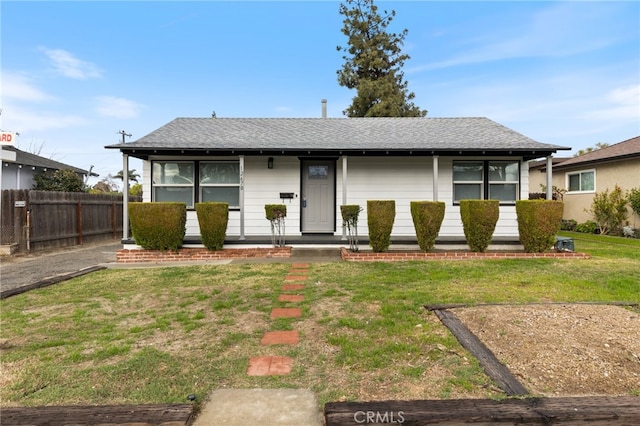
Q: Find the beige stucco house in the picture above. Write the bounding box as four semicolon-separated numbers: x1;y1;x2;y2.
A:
529;136;640;227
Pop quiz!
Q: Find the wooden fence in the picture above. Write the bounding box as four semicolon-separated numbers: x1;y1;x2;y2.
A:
1;190;139;254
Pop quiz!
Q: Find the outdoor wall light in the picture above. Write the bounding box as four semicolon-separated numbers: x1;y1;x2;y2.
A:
267;157;274;169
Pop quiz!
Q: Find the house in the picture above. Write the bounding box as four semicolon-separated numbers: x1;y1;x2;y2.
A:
0;145;92;190
106;115;569;245
529;136;640;227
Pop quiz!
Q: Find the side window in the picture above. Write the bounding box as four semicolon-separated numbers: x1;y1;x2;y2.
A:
566;170;595;193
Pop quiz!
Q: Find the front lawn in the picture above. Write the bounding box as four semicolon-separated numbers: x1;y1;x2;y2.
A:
1;233;638;407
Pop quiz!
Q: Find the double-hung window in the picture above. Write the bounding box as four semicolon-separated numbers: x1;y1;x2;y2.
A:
567;170;595;193
152;160;240;208
453;160;520;204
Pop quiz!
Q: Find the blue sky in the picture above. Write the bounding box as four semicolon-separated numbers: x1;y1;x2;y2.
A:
2;1;638;187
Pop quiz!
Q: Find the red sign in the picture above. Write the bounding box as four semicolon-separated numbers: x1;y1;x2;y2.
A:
1;132;15;145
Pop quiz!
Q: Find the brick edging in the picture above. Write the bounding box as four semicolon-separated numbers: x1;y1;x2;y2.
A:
116;247;291;263
340;247;591;261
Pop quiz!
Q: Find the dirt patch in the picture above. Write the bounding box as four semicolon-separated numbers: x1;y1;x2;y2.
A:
453;304;640;396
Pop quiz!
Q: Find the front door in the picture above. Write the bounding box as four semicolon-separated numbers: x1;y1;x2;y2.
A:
301;160;335;233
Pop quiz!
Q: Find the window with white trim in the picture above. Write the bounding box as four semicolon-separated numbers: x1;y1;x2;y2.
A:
566;170;595;193
453;160;520;204
151;160;240;208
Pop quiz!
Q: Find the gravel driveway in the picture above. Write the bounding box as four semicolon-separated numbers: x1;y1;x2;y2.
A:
0;241;121;294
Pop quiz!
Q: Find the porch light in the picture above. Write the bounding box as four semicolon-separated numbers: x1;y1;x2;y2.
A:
267;157;274;169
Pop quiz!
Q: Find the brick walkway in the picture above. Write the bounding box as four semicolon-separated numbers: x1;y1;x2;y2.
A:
247;263;309;376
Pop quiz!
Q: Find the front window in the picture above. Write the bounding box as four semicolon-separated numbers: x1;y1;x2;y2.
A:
152;160;240;208
453;160;520;204
152;161;194;207
567;170;595;192
200;162;240;207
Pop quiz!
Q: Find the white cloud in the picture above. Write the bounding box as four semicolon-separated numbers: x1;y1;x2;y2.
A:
1;72;53;102
41;47;103;79
582;84;640;121
94;96;144;119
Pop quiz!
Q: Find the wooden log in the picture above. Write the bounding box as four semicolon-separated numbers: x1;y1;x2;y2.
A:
433;309;529;396
0;266;106;299
0;403;194;426
325;396;640;425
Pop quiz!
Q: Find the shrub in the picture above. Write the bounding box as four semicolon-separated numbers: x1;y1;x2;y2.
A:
586;185;628;235
367;200;395;252
459;200;499;252
129;202;186;250
576;220;598;234
628;187;640;217
265;204;287;247
516;200;564;253
341;205;362;252
410;201;445;252
195;202;229;251
561;219;577;231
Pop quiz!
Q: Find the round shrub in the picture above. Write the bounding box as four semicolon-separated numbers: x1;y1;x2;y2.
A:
516;200;564;253
129;202;186;251
196;202;229;251
459;200;499;252
367;200;395;252
410;201;445;252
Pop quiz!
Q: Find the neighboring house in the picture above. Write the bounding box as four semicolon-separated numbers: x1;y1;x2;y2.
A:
106;116;569;244
529;136;640;226
0;145;92;190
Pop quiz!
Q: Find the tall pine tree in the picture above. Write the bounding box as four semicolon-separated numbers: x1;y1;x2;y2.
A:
337;0;426;117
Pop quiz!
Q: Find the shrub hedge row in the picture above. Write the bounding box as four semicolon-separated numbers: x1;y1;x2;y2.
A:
195;202;229;251
515;200;563;253
129;202;187;251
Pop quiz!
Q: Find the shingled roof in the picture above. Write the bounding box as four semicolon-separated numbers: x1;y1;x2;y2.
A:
1;145;88;174
106;117;569;160
551;136;640;170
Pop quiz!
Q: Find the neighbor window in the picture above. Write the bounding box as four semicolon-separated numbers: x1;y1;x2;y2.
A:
152;160;240;208
567;170;595;192
453;160;520;203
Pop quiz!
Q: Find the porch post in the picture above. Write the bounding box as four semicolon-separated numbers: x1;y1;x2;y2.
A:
239;155;245;240
122;153;129;240
432;155;439;201
342;155;348;240
546;155;553;200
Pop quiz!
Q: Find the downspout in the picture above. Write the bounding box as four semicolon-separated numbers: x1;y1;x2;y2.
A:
239;155;245;240
342;155;348;240
546;155;553;200
432;155;439;201
122;153;129;240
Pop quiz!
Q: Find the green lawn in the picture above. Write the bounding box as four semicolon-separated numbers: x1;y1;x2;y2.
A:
1;232;638;407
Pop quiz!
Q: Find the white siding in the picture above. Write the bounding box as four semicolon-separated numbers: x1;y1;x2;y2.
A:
140;155;530;240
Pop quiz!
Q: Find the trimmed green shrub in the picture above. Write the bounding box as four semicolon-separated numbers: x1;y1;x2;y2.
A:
367;200;395;252
129;202;186;250
516;200;564;253
561;219;577;231
459;200;499;252
195;202;229;251
341;205;362;252
410;201;445;252
265;204;287;247
587;184;628;235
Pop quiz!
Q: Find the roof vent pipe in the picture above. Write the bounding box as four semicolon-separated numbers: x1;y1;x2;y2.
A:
321;99;327;118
